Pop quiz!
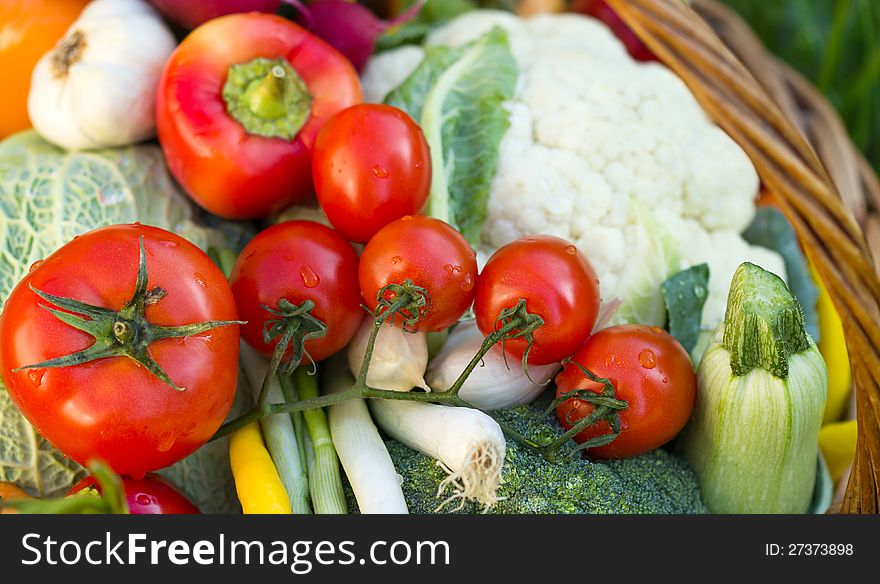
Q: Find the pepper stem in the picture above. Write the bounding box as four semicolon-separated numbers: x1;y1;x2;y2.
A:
245;66;288;120
222;57;313;140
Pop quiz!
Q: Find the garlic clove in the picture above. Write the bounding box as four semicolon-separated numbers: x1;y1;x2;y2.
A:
347;319;430;392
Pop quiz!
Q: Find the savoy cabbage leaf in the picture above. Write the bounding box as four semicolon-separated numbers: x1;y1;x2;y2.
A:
0;131;241;505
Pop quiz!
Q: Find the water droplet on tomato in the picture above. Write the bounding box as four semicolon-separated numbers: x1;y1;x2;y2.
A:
27;369;45;386
371;165;389;179
28;260;44;273
638;348;656;369
157;434;176;452
662;377;668;384
390;256;403;265
135;494;152;507
194;272;207;287
604;354;616;366
401;215;413;222
132;221;142;227
300;265;320;288
161;240;179;248
443;264;462;275
650;327;663;335
460;273;474;292
564;245;577;255
414;161;423;169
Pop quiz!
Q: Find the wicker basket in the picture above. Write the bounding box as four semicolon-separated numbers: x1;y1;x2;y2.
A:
603;0;880;513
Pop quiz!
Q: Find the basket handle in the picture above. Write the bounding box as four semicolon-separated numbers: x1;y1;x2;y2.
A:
605;0;880;514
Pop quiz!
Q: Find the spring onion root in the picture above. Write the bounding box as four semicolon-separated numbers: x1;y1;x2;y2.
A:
370;399;505;509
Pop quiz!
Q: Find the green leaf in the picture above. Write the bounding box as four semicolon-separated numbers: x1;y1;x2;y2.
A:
0;131;243;499
741;207;820;342
385;27;517;246
376;0;476;52
662;264;710;354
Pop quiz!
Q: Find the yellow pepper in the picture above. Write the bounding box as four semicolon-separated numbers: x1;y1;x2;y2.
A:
229;423;291;514
810;261;852;424
819;420;857;483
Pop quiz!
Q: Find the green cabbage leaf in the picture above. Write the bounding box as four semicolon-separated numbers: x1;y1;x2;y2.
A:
385;27;517;246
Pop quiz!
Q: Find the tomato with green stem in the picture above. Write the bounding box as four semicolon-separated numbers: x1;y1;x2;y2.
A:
555;324;696;459
156;13;361;219
359;216;477;333
0;224;241;477
229;220;363;368
474;236;601;366
313;104;431;243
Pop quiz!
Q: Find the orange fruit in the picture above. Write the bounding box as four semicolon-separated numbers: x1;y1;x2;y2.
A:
0;0;90;138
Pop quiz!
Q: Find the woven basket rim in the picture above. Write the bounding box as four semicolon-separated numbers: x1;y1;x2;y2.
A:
605;0;880;513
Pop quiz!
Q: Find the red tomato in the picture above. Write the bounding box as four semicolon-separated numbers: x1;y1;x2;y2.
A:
555;324;696;458
572;0;657;62
0;225;240;477
313;104;431;243
156;13;362;219
68;474;200;515
230;221;363;363
359;216;477;332
474;236;600;365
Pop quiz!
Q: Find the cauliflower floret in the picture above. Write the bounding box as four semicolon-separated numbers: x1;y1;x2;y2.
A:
363;11;785;330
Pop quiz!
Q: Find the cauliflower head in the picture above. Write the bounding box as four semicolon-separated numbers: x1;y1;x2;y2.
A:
363;10;786;330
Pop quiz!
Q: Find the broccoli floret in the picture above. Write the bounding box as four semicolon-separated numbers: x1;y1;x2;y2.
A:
355;401;707;514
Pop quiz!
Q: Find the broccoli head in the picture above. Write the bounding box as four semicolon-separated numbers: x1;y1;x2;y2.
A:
372;402;707;514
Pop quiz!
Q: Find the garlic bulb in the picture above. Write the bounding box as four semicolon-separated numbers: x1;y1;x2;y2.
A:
28;0;176;150
347;319;429;392
427;320;560;410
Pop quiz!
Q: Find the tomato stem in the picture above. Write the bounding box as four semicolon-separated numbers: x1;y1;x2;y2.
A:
216;297;329;439
541;360;628;459
213;293;617;465
13;237;243;393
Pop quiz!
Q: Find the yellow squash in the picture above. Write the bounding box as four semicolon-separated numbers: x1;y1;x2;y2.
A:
229;423;292;514
810;262;852;424
819;420;857;483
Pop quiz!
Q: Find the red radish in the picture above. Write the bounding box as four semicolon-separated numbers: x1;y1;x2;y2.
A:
572;0;656;62
287;0;425;72
148;0;281;29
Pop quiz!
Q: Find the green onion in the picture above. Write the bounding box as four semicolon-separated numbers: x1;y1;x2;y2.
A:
293;367;348;514
239;344;311;514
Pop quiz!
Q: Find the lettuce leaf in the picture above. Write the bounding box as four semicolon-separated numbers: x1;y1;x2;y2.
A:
0;131;240;500
662;263;710;354
385;27;517;246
